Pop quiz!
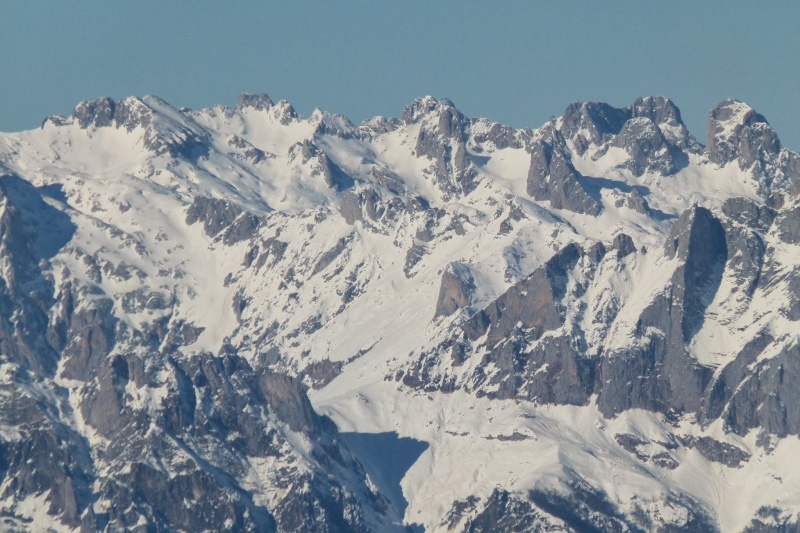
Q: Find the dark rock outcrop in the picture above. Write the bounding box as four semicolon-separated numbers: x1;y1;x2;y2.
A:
464;243;581;347
186;195;260;243
526;134;602;215
560;102;629;156
707;99;781;169
401;97;480;198
72;96;116;128
631;96;696;150
237;92;274;111
614;117;680;176
434;262;477;318
611;233;637;258
599;206;726;416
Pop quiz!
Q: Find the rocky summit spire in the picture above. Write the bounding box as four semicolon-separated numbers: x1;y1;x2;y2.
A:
236;92;274;111
707;98;781;167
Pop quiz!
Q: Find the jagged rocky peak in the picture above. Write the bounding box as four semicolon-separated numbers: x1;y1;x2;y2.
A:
401;95;441;124
357;115;400;138
309;108;357;138
112;95;155;131
614;116;682;176
632;95;681;125
559;96;698;162
71;95;158;132
471;118;527;150
707;98;781;168
67;94;207;159
71;96;117;128
402;95;469;137
236;91;274;111
270;99;298;125
403;96;477;198
631;95;695;148
559;101;629;155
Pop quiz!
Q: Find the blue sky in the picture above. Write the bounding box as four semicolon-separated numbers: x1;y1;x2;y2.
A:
1;1;798;149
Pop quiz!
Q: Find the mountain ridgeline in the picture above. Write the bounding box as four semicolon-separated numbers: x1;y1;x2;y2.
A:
0;91;797;531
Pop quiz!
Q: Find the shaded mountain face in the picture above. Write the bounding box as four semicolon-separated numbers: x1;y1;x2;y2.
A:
0;92;798;531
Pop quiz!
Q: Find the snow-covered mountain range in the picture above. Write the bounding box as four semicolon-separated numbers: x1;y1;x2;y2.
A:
0;90;798;531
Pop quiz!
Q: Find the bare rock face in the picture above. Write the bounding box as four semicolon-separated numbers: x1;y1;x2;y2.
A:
599;206;727;416
434;262;477;318
464;243;581;347
1;333;390;531
72;96;116;128
614;117;680;176
631;95;697;150
313;233;352;275
722;196;776;233
405;97;479;198
341;187;382;225
185;195;260;244
560;101;629;156
0;176;75;376
526;134;602;215
705;98;797;197
340;185;421;234
317;151;355;191
237;92;274;111
774;200;800;245
611;233;637;258
707;99;781;168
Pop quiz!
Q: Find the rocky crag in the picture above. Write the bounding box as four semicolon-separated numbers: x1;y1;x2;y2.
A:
0;91;797;531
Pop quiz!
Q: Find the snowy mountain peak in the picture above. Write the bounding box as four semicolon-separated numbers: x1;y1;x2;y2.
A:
707;98;780;163
309;108;357;138
71;95;116;128
236;91;274;111
1;91;800;531
707;98;799;200
401;95;459;124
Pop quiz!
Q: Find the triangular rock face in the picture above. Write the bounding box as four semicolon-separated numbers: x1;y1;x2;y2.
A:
464;243;582;348
527;132;602;215
434;262;477;318
598;206;727;415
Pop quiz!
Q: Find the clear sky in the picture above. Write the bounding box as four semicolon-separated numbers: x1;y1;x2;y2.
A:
1;1;798;149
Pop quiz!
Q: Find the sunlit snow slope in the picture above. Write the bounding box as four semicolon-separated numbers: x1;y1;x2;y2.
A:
0;92;798;531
